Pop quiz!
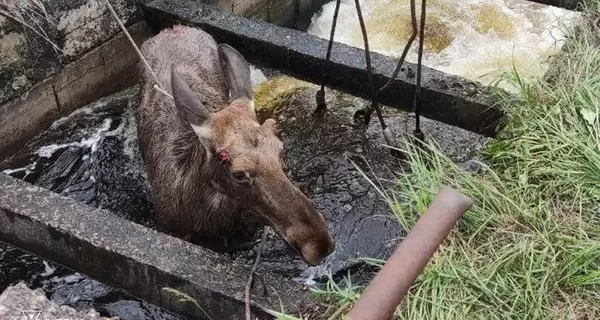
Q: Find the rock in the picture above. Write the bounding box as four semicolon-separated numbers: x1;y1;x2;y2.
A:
0;32;25;69
0;281;118;320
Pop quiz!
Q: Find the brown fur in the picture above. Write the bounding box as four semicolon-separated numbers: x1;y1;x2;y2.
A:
135;25;334;265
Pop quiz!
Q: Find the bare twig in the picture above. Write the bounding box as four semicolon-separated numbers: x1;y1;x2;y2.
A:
0;9;62;53
102;0;173;100
153;84;173;99
327;302;351;320
245;227;269;320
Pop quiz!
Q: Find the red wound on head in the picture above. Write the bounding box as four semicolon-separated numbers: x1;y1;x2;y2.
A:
217;148;230;163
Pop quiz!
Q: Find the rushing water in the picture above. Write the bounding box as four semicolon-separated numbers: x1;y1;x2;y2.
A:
307;0;580;91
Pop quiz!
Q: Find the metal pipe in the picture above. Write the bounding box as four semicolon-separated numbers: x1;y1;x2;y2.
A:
346;186;473;320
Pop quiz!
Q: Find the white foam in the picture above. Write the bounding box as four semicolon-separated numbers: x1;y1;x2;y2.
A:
37;118;115;158
308;0;581;91
2;162;37;179
250;64;268;88
40;261;56;277
121;107;141;161
50;87;136;129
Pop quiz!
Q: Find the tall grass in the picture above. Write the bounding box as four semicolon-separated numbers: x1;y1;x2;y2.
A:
293;1;600;319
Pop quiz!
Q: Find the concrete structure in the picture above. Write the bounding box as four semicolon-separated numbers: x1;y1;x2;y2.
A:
0;22;151;160
141;0;505;137
527;0;584;10
0;173;309;320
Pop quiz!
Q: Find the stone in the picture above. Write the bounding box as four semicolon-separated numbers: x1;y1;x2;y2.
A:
0;281;117;320
0;32;25;69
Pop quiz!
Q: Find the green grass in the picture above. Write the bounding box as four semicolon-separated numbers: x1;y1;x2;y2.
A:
278;1;600;319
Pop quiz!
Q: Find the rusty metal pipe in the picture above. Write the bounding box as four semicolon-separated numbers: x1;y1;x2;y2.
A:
346;186;473;320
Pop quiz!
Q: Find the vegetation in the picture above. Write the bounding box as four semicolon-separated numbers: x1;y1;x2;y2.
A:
276;1;600;319
0;0;61;53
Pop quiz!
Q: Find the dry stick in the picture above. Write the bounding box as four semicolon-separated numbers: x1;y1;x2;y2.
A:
245;227;269;320
327;301;351;320
102;0;173;100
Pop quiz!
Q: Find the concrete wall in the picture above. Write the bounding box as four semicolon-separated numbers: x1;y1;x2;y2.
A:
0;0;327;107
0;0;137;106
214;0;331;30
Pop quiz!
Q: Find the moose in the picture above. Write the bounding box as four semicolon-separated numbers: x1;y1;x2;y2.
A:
134;24;335;266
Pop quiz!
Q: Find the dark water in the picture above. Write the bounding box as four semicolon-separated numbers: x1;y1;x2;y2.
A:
0;70;488;317
0;88;185;320
0;241;184;320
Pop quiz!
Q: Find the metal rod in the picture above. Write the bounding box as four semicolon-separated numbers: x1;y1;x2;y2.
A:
413;0;427;139
316;0;342;111
353;0;388;131
377;0;418;96
360;0;418;124
346;186;473;320
322;0;341;92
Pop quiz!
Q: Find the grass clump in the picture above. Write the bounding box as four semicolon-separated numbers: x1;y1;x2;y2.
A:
303;1;600;319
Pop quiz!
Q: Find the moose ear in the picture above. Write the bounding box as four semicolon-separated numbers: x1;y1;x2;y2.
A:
217;44;252;102
171;64;212;140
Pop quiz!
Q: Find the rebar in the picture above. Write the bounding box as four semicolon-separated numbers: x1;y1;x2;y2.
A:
318;0;428;152
354;0;418;126
315;0;341;112
413;0;427;141
352;0;389;136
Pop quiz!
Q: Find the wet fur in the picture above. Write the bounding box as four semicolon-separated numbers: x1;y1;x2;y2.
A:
135;25;260;249
135;25;334;264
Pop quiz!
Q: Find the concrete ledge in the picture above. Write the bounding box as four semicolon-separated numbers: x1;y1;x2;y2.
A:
525;0;583;10
0;173;308;320
142;0;505;137
0;22;152;161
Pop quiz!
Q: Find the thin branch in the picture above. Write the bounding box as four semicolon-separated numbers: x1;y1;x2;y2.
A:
153;84;173;100
102;0;173;100
327;302;351;320
245;227;269;320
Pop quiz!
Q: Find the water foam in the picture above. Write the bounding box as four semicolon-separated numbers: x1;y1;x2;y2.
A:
36;118;114;158
250;64;268;88
307;0;580;91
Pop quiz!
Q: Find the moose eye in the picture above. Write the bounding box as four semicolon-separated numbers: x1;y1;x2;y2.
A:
231;171;251;184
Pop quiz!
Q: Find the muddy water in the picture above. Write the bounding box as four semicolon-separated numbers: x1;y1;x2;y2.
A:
0;67;487;314
307;0;580;91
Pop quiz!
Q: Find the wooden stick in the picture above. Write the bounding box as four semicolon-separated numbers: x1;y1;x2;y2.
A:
346;186;473;320
245;227;269;320
102;0;173;100
327;301;351;320
153;84;173;100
